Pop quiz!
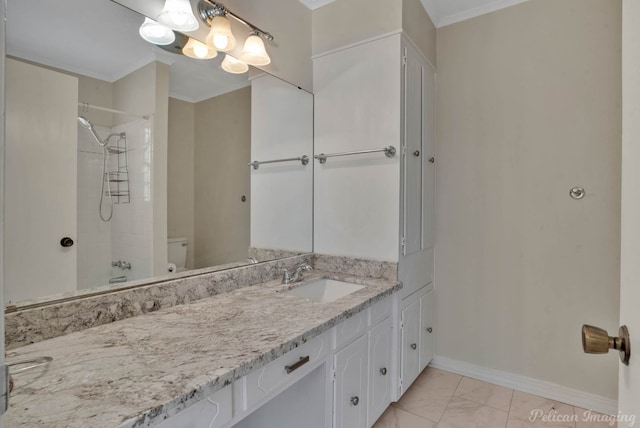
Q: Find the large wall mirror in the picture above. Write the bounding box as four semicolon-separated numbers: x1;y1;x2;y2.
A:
4;0;313;308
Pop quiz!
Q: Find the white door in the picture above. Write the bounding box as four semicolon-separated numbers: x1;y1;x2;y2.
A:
1;0;6;423
334;335;368;428
4;59;78;304
400;299;421;394
368;317;393;425
619;0;640;423
419;290;434;372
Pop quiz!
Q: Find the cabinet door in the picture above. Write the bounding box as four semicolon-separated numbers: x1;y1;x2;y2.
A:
419;290;434;372
368;317;393;426
334;335;368;428
400;300;421;395
402;45;424;256
422;63;436;251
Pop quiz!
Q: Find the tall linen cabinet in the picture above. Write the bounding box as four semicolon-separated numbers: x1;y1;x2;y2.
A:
314;31;436;423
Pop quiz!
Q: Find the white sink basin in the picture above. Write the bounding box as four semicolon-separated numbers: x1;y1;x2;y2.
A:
285;279;365;303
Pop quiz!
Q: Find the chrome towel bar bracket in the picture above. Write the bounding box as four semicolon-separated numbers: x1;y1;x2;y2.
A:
314;146;396;164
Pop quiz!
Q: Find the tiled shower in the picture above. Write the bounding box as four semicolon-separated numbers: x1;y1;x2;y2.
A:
76;117;153;289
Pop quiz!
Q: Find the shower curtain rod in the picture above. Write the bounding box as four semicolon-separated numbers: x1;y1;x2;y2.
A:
78;102;151;120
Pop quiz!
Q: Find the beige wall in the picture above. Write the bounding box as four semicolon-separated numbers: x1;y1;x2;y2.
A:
312;0;403;56
435;0;621;400
194;87;251;268
312;0;436;68
168;98;195;269
402;0;437;67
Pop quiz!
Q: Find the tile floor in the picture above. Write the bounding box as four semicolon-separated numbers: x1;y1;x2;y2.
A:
373;367;615;428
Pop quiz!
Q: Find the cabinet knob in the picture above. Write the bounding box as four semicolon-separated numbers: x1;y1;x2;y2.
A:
427;327;433;333
428;157;435;163
379;367;387;376
410;343;417;350
60;237;74;248
350;396;360;406
413;150;420;157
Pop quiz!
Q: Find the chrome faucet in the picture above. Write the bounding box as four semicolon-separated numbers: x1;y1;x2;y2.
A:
282;263;313;284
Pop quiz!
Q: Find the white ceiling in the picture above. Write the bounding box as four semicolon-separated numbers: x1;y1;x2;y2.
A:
6;0;249;103
419;0;528;27
298;0;528;28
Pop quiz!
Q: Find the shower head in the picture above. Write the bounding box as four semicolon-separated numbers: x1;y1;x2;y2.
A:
77;116;106;146
77;116;93;130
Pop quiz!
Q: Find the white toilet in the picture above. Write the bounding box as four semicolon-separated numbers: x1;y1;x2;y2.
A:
168;237;188;273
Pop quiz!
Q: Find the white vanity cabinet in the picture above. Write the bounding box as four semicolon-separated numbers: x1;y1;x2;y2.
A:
155;293;398;428
400;299;421;393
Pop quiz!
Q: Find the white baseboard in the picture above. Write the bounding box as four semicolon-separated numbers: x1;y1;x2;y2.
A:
430;356;618;416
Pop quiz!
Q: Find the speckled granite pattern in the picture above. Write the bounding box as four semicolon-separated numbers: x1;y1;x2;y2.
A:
6;271;401;428
313;254;398;281
5;255;312;349
248;247;303;261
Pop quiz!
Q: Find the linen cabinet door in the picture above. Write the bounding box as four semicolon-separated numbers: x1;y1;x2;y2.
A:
419;289;434;372
400;299;420;395
401;44;425;257
334;335;368;428
368;317;393;426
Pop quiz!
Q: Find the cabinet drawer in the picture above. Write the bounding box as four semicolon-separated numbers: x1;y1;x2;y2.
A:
368;297;392;327
335;310;367;349
242;330;331;410
155;384;232;428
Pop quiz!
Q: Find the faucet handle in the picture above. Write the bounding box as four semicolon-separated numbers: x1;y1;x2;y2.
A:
280;268;291;284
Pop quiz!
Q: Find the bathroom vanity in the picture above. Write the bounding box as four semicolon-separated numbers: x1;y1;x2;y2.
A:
5;264;409;428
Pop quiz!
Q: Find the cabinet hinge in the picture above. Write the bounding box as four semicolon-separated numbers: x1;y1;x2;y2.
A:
0;364;9;415
331;368;336;382
402;54;407;65
401;236;406;253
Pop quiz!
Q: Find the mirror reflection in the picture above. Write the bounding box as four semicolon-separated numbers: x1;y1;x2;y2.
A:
4;0;313;307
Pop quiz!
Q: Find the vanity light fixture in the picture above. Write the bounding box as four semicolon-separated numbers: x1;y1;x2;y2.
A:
138;18;175;45
221;54;249;74
206;15;236;51
157;0;199;32
239;32;271;66
183;37;217;59
198;0;273;65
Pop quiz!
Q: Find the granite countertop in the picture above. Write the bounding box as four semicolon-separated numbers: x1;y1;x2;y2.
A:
5;270;401;428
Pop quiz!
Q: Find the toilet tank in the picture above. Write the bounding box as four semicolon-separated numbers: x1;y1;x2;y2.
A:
168;237;188;269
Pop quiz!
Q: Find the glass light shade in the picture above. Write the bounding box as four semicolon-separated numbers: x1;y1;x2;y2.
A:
221;55;248;74
239;35;271;66
205;16;236;51
183;38;217;59
157;0;199;32
139;18;175;45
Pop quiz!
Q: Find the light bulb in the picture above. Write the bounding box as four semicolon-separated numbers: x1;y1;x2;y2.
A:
183;38;217;59
139;18;175;45
157;0;199;32
221;55;249;74
239;34;271;66
205;15;236;52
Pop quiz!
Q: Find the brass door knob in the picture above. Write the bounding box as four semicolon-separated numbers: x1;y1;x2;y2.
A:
582;324;630;365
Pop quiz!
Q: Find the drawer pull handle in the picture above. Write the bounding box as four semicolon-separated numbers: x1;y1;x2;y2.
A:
410;343;417;350
351;396;360;406
427;327;433;333
380;367;387;376
285;355;310;374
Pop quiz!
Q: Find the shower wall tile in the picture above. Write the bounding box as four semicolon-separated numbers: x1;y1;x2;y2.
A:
77;124;112;290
